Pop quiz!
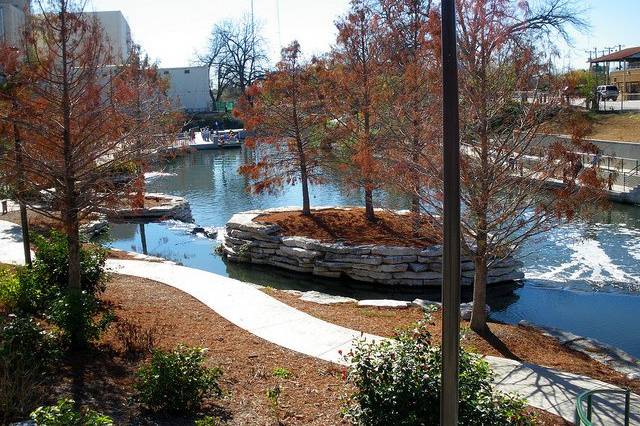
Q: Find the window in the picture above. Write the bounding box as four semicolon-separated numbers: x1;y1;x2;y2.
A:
163;71;169;75
184;69;190;74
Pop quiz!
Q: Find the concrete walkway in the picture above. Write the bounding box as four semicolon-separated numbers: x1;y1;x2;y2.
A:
0;219;638;424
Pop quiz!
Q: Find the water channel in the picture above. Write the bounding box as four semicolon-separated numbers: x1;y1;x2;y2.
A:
106;149;640;357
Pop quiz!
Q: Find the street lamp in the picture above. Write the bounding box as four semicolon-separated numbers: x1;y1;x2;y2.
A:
440;0;461;424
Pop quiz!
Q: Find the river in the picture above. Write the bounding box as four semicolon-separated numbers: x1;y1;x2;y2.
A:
106;149;640;357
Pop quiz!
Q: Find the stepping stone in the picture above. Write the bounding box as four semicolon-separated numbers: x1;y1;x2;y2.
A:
299;291;356;305
357;299;411;308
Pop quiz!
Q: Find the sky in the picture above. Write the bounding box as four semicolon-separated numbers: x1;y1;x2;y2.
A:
84;0;640;70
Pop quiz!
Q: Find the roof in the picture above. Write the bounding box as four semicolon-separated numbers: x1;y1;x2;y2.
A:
590;46;640;63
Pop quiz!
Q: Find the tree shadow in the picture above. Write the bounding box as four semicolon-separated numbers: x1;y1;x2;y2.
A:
477;327;523;362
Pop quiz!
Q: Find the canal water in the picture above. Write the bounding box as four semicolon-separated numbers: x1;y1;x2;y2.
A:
107;149;640;357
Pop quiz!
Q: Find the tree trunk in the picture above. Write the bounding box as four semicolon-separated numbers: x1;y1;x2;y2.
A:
65;210;84;349
300;171;311;216
19;203;31;267
364;187;375;221
470;255;488;333
13;118;32;267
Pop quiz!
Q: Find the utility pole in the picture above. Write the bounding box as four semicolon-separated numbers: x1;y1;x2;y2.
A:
440;0;461;424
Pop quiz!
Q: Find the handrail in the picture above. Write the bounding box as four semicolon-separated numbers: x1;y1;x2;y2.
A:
575;388;631;426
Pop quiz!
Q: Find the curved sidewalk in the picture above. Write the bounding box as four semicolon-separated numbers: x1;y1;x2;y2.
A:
0;220;638;424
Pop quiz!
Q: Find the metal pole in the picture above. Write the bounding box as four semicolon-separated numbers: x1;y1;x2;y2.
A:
440;0;461;424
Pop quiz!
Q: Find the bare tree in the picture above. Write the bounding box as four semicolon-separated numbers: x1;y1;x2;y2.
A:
416;0;603;332
199;14;268;102
5;0;178;347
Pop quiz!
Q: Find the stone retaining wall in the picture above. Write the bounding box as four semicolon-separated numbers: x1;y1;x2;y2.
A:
222;208;524;287
102;193;193;222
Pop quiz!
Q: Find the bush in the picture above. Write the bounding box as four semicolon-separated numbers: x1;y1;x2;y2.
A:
0;265;20;311
0;316;61;423
47;291;113;347
135;345;222;414
31;231;107;297
114;318;157;359
30;398;113;426
343;314;535;426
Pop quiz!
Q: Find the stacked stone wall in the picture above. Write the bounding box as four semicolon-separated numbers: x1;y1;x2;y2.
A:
223;209;524;287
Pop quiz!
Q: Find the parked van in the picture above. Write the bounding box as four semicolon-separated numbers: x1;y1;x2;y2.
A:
597;85;619;101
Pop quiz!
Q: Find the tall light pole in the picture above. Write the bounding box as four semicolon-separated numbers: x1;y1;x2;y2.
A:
440;0;461;424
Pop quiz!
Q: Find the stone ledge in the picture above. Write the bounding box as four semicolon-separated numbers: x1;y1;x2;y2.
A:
223;208;525;288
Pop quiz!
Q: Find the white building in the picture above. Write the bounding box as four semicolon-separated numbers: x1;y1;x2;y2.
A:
85;11;132;64
0;0;28;47
159;66;212;113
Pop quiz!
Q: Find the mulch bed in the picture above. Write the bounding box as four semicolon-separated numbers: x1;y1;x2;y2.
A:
255;208;439;247
266;289;640;395
1;271;570;424
53;274;348;425
1;210;101;236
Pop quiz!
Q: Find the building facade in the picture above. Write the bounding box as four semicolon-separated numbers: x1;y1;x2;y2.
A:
591;46;640;100
159;66;212;113
0;0;28;47
85;11;132;64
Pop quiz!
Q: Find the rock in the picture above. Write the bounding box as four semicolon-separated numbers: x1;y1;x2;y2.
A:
419;245;443;257
324;243;373;255
315;261;352;271
357;299;411;308
300;291;356;305
412;298;442;309
281;236;321;250
460;302;490;320
488;266;519;277
487;271;524;283
371;246;420;256
227;213;280;234
313;269;342;278
348;270;393;281
278;245;320;259
409;263;429;272
325;253;383;265
393;271;442;280
382;255;418;264
388;278;429;286
380;263;409;273
191;226;206;234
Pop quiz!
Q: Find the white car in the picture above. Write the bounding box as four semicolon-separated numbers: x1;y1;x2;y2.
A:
597;85;619;101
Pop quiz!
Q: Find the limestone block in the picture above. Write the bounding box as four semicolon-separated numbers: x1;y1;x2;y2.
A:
393;271;442;280
357;299;411;308
325;253;383;265
382;255;418;264
323;244;373;255
409;263;429;272
278;245;320;259
380;263;409;273
371;246;420;256
281;236;322;250
419;245;443;257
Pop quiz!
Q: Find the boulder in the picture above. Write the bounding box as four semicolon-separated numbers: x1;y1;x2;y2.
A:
412;298;442;309
459;302;490;320
419;245;443;257
380;263;409;273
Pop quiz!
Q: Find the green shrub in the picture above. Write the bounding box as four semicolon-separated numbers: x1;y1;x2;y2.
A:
47;291;113;347
195;415;225;426
0;316;61;423
31;231;107;297
135;345;222;414
0;265;20;310
30;398;113;426
343;314;535;426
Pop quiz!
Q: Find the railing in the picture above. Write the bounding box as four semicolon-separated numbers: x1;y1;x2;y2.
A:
575;389;631;426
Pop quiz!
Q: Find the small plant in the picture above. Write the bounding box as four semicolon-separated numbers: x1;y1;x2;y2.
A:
30;398;113;426
343;313;535;425
135;345;222;414
195;415;225;426
114;318;157;359
265;385;282;420
272;367;292;379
